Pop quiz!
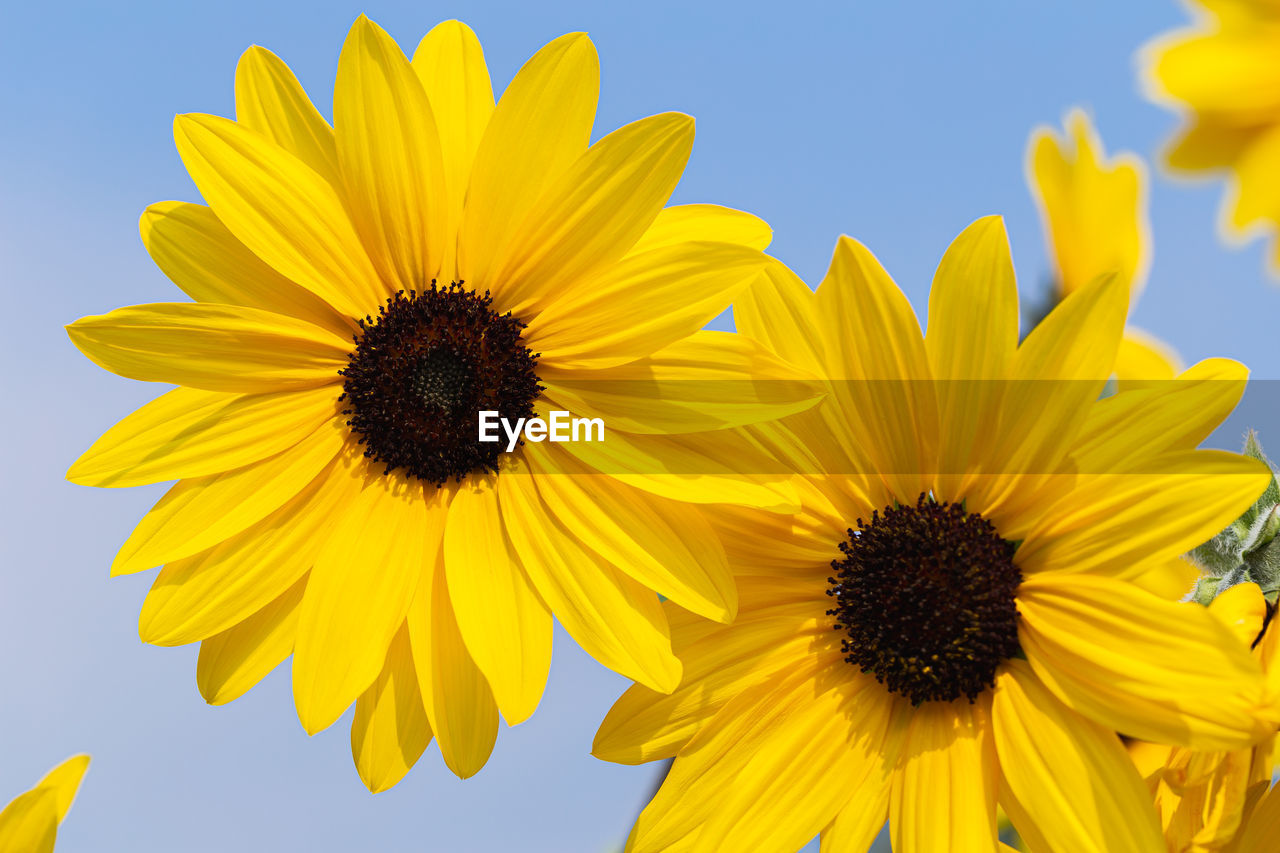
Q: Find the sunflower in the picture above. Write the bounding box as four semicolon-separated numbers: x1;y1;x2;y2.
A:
1027;109;1181;386
65;17;814;790
0;756;89;853
593;218;1278;852
1145;582;1280;852
1142;1;1280;273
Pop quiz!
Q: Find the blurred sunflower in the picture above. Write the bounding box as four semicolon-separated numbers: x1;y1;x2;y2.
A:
65;17;813;790
1027;109;1181;387
1144;582;1280;852
0;756;89;853
1142;1;1280;274
594;218;1277;852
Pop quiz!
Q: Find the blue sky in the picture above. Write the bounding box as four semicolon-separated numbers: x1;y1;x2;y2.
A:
3;1;1279;850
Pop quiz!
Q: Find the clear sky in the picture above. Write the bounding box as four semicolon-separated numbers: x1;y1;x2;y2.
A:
3;1;1278;850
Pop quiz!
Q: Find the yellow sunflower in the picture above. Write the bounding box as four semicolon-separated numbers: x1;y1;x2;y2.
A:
1027;109;1181;386
0;756;89;853
594;218;1277;852
65;17;814;791
1145;582;1280;852
1142;1;1280;272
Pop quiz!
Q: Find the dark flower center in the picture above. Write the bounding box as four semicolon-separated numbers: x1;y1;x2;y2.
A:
826;494;1022;705
339;282;542;486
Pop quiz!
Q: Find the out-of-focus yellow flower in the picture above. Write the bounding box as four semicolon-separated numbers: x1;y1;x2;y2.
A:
1145;583;1280;852
1027;110;1181;388
1143;1;1280;274
0;756;90;853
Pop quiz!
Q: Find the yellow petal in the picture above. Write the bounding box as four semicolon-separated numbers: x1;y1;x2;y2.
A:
1016;450;1270;578
443;479;552;725
110;418;347;575
500;468;680;693
992;661;1163;853
334;16;448;290
1151;29;1280;122
411;20;494;277
551;419;802;511
0;756;90;853
139;201;353;339
457;32;597;292
197;575;306;705
1235;779;1280;853
540;330;821;435
629;204;772;255
821;785;889;853
1027;109;1149;299
889;697;999;853
593;599;829;764
174;112;383;317
1223;122;1280;236
1207;581;1268;648
406;538;500;780
1114;327;1182;390
138;448;364;645
814;234;939;500
66;302;349;393
0;790;57;853
1020;572;1273;750
68;386;338;488
1072;357;1248;471
492;112;693;315
234;46;339;182
524;443;735;622
350;624;432;793
527;241;766;371
625;658;853;853
292;473;431;734
694;673;898;853
975;272;1128;530
734;260;824;375
925;217;1019;494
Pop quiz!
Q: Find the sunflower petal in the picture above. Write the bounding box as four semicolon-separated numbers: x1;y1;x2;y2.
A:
443;479;552;725
173;112;383;316
457;32;597;293
540;330;821;435
1016;450;1270;578
1020;573;1273;750
68;386;338;488
406;541;500;780
292;473;431;734
734;260;824;374
411;19;494;276
992;660;1163;853
1072;358;1248;471
350;624;432;793
889;697;999;853
110;418;347;575
492;112;693;314
335;16;448;290
500;469;680;693
0;790;57;853
234;46;339;182
65;302;349;393
138;201;352;338
138;448;364;645
821;786;889;853
629;204;772;254
527;241;766;370
815;235;939;499
197;575;306;705
626;658;851;853
524;443;735;622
